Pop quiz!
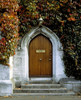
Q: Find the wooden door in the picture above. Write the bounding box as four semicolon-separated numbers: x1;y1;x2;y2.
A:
29;34;52;77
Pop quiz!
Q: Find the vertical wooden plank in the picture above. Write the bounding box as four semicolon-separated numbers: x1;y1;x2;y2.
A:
29;36;40;76
40;35;52;76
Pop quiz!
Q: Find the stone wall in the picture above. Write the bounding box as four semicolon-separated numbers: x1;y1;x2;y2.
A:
0;64;12;96
0;65;9;80
60;78;81;93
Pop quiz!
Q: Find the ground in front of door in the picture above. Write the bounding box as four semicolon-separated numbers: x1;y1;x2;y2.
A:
0;96;81;100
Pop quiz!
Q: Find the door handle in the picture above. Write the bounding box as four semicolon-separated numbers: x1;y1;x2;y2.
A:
40;58;42;61
49;59;51;61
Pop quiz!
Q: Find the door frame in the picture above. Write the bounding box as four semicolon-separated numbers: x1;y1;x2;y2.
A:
28;31;55;81
21;26;66;83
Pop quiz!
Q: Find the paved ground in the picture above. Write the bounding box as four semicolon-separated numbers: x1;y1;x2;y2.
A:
0;96;81;100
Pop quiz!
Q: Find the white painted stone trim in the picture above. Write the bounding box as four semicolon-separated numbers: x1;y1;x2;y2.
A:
20;26;66;82
9;56;15;88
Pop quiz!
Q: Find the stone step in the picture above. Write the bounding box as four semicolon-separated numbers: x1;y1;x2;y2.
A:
27;80;54;84
21;84;61;88
13;88;67;93
13;92;75;96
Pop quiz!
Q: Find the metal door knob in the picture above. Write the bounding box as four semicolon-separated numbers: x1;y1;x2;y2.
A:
40;58;42;61
49;59;51;61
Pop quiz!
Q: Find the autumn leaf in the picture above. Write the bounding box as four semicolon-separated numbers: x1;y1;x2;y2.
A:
67;8;70;12
68;17;76;21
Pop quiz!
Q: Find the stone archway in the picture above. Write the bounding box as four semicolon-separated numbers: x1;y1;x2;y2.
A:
13;25;66;85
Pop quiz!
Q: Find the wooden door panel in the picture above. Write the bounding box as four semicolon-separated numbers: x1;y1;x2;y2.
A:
29;37;40;76
29;34;52;77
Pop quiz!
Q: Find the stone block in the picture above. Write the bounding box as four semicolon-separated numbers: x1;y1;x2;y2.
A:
67;81;81;93
60;78;81;93
0;64;9;80
0;80;12;96
0;64;12;96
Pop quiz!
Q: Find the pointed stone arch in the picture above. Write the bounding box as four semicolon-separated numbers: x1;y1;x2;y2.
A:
13;26;66;84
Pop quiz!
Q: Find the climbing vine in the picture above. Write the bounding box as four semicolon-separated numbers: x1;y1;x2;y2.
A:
0;0;19;64
0;0;81;79
18;0;81;79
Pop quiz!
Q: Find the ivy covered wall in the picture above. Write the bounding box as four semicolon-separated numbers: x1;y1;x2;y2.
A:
18;0;81;79
0;0;19;64
0;0;81;79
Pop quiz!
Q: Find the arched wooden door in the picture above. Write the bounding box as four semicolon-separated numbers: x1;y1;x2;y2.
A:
29;34;52;77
